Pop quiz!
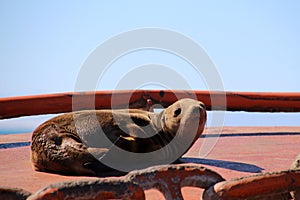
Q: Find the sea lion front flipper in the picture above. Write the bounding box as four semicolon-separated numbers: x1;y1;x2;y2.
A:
87;147;109;159
120;135;135;141
96;135;137;161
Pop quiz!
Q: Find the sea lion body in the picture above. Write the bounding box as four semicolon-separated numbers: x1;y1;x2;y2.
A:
31;98;206;176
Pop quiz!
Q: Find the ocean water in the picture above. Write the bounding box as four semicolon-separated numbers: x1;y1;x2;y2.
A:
0;115;54;135
0;129;32;135
0;129;33;135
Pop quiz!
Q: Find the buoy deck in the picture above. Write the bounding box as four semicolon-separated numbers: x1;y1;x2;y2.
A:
0;126;299;199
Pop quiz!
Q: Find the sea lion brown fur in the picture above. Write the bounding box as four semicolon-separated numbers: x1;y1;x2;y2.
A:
31;98;206;176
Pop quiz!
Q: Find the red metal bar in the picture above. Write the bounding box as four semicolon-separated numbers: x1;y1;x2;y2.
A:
1;90;300;119
203;169;300;199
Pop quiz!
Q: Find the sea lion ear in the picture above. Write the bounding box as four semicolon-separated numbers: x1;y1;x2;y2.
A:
173;108;181;117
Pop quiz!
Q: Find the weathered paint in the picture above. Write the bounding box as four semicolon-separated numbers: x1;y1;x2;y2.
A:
1;90;300;119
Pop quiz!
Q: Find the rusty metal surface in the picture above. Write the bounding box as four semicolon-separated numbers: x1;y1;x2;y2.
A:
25;164;224;200
128;164;225;199
0;187;32;200
2;163;300;199
27;178;145;200
203;169;300;199
1;90;300;119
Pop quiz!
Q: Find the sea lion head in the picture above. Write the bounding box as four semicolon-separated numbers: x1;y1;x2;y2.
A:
160;98;206;141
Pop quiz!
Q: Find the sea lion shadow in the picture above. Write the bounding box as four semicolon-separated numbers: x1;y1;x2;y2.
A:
95;170;127;178
180;157;264;173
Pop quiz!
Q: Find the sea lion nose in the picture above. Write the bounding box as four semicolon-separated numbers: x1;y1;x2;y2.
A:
199;102;206;110
190;105;202;116
190;103;206;117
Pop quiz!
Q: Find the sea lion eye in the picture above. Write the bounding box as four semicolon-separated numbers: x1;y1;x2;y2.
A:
174;108;181;117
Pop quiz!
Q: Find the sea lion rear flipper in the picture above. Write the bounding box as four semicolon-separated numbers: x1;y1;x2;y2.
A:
83;160;124;176
83;161;107;172
84;148;110;172
85;147;127;176
84;148;112;174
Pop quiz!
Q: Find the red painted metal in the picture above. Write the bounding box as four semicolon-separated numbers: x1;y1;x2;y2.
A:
1;90;300;119
203;170;300;199
25;164;224;200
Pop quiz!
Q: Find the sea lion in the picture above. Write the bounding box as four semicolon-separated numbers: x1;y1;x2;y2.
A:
31;98;206;176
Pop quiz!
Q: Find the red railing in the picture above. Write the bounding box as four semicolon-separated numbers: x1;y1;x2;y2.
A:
1;90;300;119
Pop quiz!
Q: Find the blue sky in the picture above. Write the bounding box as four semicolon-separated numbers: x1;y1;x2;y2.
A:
1;1;300;133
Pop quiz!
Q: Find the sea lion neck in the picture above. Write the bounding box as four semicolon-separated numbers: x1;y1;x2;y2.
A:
148;110;176;145
148;111;164;133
